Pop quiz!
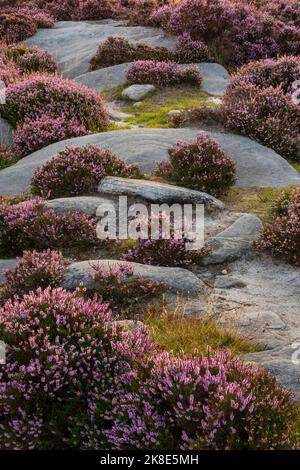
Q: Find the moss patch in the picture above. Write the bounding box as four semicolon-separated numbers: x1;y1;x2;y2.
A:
122;85;218;128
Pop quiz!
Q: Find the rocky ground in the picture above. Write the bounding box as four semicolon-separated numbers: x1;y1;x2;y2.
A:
1;20;300;398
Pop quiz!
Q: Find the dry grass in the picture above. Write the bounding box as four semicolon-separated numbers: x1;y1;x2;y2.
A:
144;302;261;356
222;186;298;223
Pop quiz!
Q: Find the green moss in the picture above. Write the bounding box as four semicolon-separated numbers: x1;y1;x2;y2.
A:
122;85;218;128
291;162;300;173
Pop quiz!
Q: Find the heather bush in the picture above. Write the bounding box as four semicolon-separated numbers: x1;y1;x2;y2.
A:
256;187;300;265
0;144;15;169
89;262;165;316
102;349;295;450
13;116;88;158
31;145;139;199
126;61;202;86
157;131;236;196
228;56;300;94
223;83;300;160
153;0;300;66
126;0;170;26
25;0;121;21
122;212;211;267
175;33;212;63
90;36;174;71
0;12;37;43
0;249;69;303
1;74;109;131
2;6;55;28
0;286;155;449
0;285;296;449
5;44;58;74
0;198;98;255
0;54;19;84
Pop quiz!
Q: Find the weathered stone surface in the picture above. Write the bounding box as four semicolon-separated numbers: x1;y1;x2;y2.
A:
26;20;176;78
201;214;263;265
0;259;17;283
108;104;132;121
238;311;286;330
242;344;300;400
181;63;230;96
214;275;246;289
1;128;299;196
46;196;117;215
62;259;205;295
122;84;155;101
98;176;224;210
75;63;129;92
0;117;13;145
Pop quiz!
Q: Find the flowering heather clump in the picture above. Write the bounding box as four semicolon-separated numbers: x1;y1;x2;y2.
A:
0;144;15;169
0;249;69;304
223;83;300;160
90;262;165;316
256;187;300;266
126;61;202;86
153;0;300;66
90;36;174;70
122;212;211;267
7;45;58;74
2;7;55;28
158;131;236;197
227;56;300;94
22;0;122;21
0;198;98;255
0;54;19;84
0;286;155;449
102;349;295;450
126;0;170;26
2;74;109;131
31;145;139;199
13;116;88;158
264;0;300;29
175;33;212;63
149;4;172;28
0;286;295;449
0;12;38;43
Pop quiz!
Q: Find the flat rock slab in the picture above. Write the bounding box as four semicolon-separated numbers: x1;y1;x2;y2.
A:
1;128;300;195
26;20;176;78
62;259;205;296
75;63;129;92
46;196;117;215
181;63;229;96
201;214;263;265
0;117;13;145
122;84;156;101
0;259;17;283
98;176;224;210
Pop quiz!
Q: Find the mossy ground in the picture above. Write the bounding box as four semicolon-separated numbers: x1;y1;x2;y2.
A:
104;84;219;128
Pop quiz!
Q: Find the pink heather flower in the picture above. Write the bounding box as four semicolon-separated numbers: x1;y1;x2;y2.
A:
13;116;89;158
126;60;202;87
31;144;139;199
157;131;236;197
3;73;109;132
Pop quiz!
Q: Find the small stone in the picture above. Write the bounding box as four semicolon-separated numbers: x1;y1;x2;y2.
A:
122;84;156;101
221;269;228;275
168;110;181;117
